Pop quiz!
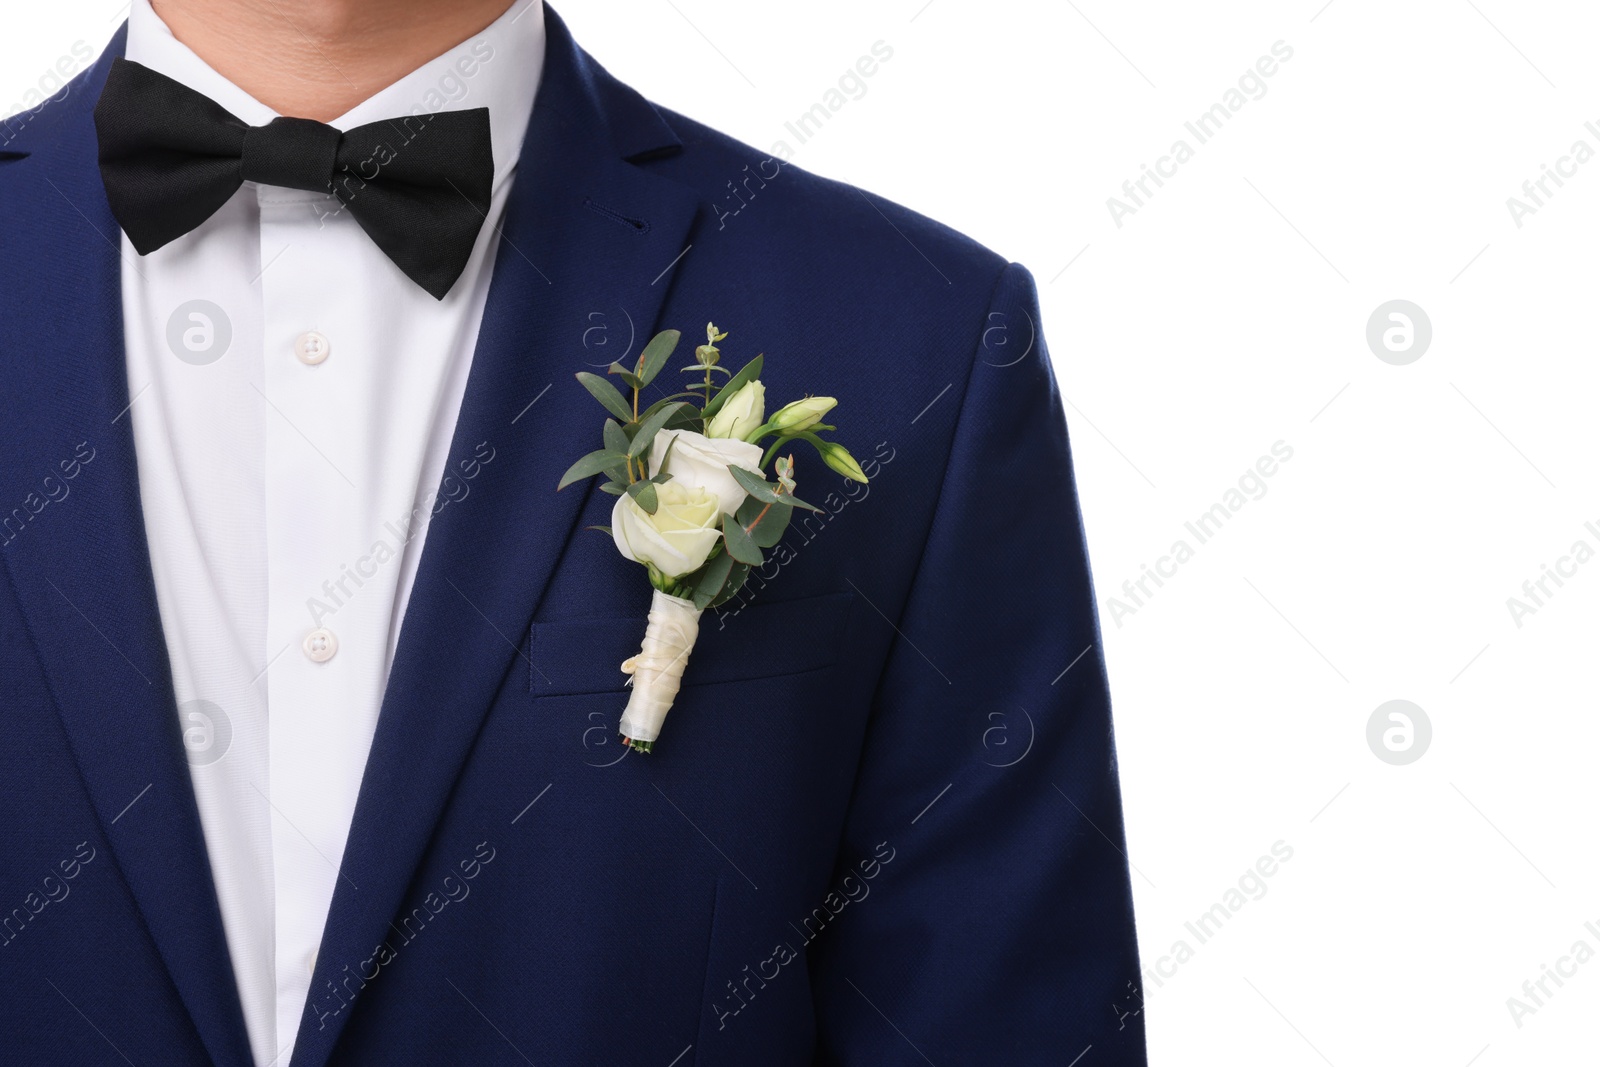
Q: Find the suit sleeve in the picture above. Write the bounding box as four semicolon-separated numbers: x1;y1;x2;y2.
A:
809;262;1147;1065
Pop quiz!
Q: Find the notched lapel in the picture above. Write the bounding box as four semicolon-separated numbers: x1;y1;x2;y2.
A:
0;28;256;1067
290;10;708;1066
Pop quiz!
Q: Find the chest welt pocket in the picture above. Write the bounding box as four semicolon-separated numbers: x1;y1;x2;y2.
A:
529;590;856;697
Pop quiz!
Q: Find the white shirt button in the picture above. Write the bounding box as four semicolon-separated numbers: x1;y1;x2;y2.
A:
302;628;338;663
294;331;330;365
307;950;318;975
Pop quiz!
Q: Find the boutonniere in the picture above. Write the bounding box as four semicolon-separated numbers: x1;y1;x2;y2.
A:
558;323;868;753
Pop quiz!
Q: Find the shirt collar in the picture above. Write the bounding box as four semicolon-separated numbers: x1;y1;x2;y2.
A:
125;0;546;195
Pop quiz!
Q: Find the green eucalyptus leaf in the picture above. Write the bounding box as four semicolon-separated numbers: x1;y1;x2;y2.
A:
664;404;703;432
608;362;645;391
597;481;626;496
735;495;763;526
689;550;735;610
585;525;613;535
626;479;659;514
708;562;752;609
728;464;779;502
635;329;681;388
737;496;793;548
702;355;764;418
628;402;690;459
576;372;634;422
721;511;764;565
558;449;629;490
602;418;630;455
639;391;703;420
728;465;822;512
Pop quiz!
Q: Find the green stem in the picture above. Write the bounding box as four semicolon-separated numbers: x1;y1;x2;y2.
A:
628;383;641;484
760;435;794;468
743;500;773;535
742;419;778;445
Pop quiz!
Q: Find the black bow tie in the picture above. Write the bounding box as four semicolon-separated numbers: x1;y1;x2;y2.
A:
93;58;494;300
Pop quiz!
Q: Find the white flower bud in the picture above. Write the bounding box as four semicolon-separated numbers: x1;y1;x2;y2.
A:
705;380;765;440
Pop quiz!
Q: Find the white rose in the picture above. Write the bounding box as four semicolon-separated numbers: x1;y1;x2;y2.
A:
611;481;723;577
649;428;764;516
705;380;765;440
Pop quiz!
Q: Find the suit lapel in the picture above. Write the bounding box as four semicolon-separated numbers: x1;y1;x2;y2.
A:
288;11;705;1066
0;29;256;1067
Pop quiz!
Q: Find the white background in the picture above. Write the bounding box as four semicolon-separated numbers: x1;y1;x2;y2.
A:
7;2;1597;1063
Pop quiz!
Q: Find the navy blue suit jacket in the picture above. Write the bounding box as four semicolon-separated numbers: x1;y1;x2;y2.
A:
0;9;1145;1065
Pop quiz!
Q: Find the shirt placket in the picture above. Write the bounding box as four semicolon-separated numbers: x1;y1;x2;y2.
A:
256;183;367;1060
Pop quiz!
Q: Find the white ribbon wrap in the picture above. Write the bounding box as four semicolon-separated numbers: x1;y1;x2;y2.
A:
618;590;704;744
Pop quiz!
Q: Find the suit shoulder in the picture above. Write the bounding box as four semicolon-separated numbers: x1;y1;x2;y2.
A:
0;63;100;160
649;105;1011;304
634;105;1039;488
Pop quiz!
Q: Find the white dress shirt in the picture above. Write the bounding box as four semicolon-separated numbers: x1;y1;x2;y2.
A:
120;3;544;1063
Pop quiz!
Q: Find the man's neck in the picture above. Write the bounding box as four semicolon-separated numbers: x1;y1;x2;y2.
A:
149;0;519;121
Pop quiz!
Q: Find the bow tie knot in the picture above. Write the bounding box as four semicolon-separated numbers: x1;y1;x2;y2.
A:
239;117;343;194
94;59;495;299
